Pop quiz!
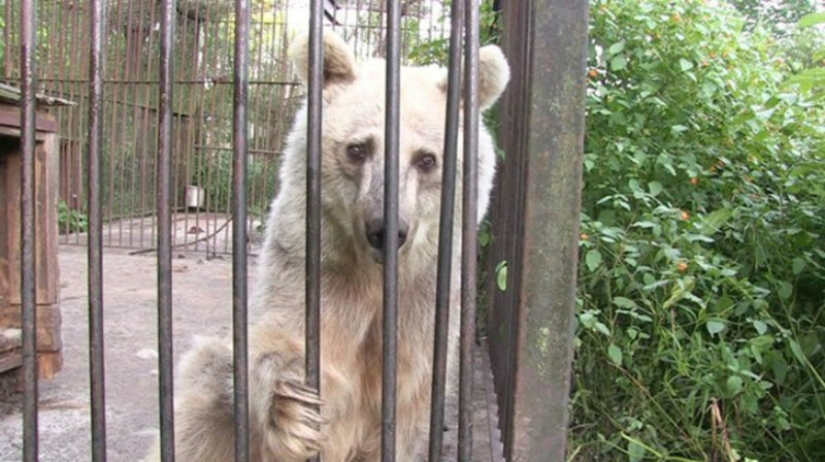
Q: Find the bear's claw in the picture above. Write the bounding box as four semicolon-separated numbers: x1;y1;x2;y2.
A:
264;379;326;461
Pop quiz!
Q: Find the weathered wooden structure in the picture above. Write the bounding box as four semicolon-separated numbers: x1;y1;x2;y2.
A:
0;83;65;380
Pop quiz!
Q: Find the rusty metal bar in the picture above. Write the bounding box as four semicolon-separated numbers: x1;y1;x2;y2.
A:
19;0;38;458
487;1;529;454
498;1;588;460
232;0;250;458
87;0;107;459
157;0;176;459
305;4;323;461
381;0;402;460
458;0;480;460
427;0;464;460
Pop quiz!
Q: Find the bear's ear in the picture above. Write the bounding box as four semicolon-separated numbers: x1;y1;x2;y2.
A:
290;30;357;87
478;45;510;109
437;44;510;111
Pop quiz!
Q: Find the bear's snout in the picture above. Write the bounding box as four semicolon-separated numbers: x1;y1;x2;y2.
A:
365;218;409;254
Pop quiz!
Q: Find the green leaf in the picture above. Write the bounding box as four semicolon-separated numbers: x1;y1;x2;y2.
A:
608;40;626;55
777;281;793;301
478;229;491;247
703;208;732;233
608;343;623;366
752;320;768;335
613;296;637;309
792;257;806;276
585;249;603;272
679;58;693;71
628;439;645;462
596;322;611;336
706;320;726;336
799;12;825;28
610;55;627;71
578;311;595;329
727;375;743;394
648;181;663;197
496;261;508;292
789;339;807;365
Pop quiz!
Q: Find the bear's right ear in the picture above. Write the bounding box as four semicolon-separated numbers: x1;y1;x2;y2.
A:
290;30;357;87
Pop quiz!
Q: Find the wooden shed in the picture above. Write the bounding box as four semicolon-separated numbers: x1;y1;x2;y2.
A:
0;83;68;381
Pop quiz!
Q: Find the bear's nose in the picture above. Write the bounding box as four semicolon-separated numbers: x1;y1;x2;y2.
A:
366;218;409;251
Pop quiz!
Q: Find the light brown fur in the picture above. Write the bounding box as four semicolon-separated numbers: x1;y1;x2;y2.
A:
144;30;509;462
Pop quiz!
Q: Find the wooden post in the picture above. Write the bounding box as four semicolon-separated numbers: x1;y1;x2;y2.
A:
0;101;63;380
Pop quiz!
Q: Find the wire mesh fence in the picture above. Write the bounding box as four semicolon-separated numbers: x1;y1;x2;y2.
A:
1;0;453;254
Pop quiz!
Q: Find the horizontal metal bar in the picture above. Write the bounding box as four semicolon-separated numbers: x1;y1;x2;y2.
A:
3;77;302;85
193;144;282;156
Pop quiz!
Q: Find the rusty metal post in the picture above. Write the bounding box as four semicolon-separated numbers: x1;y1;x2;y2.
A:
87;0;108;459
157;0;177;459
19;0;38;458
232;0;251;459
491;1;589;461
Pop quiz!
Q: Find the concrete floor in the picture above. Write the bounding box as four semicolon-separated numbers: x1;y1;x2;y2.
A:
0;245;502;461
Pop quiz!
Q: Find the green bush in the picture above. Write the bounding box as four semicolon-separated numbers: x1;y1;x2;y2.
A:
573;0;825;460
57;200;88;234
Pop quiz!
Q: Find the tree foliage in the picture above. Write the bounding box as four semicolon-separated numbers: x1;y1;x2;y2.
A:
573;0;825;460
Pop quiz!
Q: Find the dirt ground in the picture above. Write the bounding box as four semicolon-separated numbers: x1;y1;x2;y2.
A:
0;244;501;461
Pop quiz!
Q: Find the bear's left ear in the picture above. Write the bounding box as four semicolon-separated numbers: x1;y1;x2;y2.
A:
477;45;510;110
437;44;511;110
290;30;357;88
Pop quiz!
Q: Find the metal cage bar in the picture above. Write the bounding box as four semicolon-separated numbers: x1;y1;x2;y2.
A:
19;0;38;459
87;0;107;459
156;0;177;459
427;0;464;460
305;3;324;462
381;0;402;460
458;1;480;460
232;0;251;459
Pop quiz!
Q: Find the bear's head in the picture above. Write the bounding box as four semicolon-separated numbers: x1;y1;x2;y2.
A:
282;31;509;268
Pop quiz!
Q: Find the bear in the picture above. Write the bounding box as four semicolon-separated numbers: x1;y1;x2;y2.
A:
144;29;509;462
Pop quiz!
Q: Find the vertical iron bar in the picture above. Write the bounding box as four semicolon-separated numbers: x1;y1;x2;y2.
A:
427;0;464;460
381;0;401;461
306;4;323;462
157;0;176;459
19;0;38;458
232;0;250;459
88;0;107;459
458;0;480;459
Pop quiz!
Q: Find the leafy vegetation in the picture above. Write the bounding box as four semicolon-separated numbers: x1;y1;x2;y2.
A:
57;200;88;234
574;0;824;460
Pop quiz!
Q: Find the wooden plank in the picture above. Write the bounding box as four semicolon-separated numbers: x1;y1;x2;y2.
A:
0;304;62;352
0;105;58;133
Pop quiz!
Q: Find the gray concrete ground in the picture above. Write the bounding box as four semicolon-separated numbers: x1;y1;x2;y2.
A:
0;244;501;461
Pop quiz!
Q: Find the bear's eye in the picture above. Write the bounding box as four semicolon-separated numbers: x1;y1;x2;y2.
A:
346;143;369;164
414;152;438;173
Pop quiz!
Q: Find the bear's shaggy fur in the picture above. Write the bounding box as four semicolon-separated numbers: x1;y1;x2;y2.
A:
145;30;509;462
